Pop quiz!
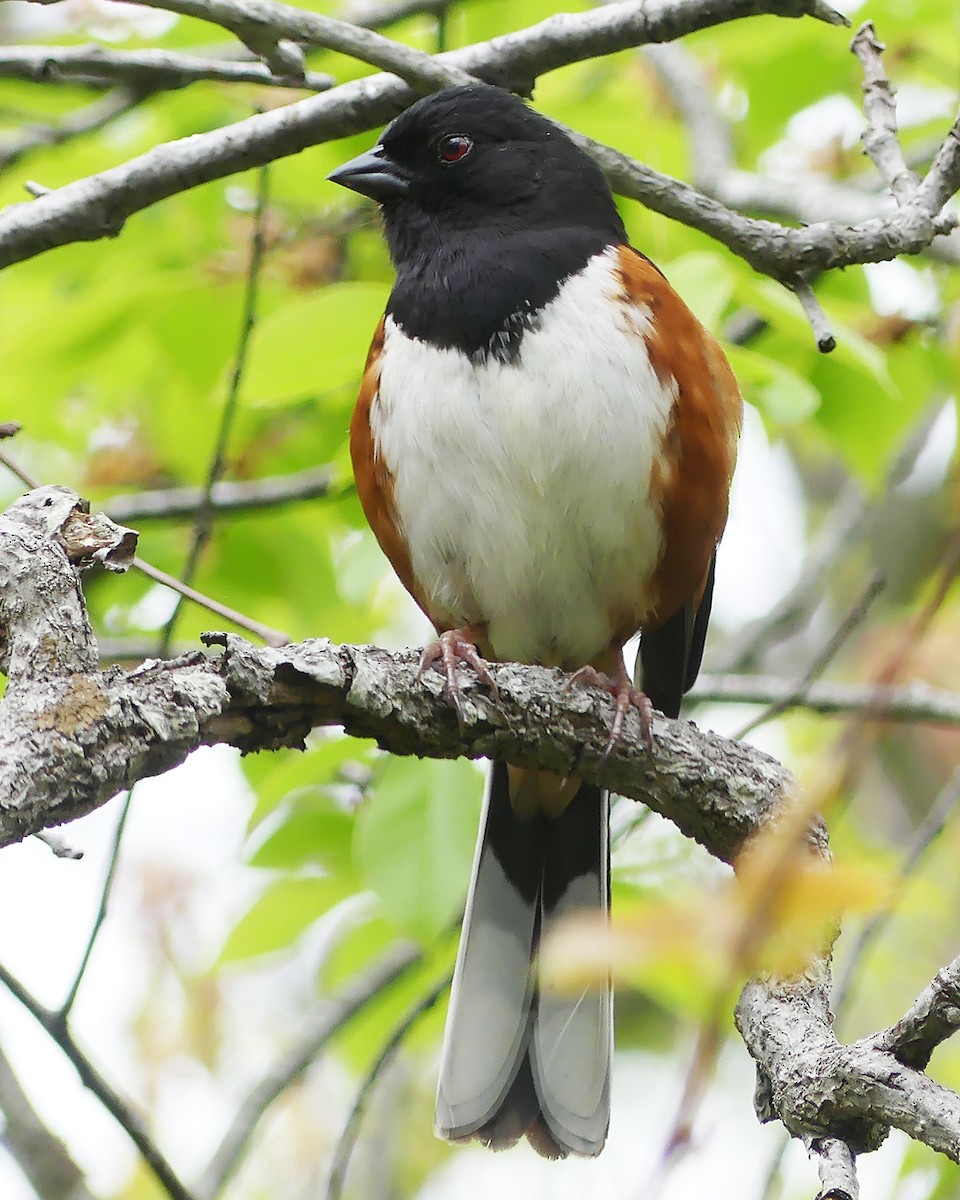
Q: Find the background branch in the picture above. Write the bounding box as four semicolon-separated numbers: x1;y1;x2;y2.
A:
0;44;335;91
0;1041;98;1200
104;466;334;523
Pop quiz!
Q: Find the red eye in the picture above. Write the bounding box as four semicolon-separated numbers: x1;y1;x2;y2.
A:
438;135;472;164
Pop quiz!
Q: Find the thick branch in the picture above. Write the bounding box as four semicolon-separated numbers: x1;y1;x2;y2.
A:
0;629;794;858
871;955;960;1071
738;975;960;1163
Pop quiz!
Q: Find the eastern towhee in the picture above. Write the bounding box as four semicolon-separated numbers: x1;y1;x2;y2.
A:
329;84;742;1159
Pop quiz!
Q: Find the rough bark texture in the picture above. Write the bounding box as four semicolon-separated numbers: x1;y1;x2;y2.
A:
4;488;960;1188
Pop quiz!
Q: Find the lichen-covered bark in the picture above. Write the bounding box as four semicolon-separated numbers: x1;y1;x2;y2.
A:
3;486;960;1190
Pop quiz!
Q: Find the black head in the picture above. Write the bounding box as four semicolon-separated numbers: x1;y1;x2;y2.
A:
328;85;627;360
330;85;625;253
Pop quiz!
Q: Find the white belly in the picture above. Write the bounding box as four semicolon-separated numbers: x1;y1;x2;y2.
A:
373;248;677;666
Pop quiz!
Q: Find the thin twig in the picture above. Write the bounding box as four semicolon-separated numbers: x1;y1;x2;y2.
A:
159;163;270;658
720;405;942;672
32;829;84;859
0;446;291;647
59;791;135;1018
196;942;423;1199
850;22;921;206
693;674;960;726
733;573;885;739
0;962;197;1200
115;0;473;93
105;466;333;523
0;1041;98;1200
833;768;960;1021
0;45;334;92
790;277;837;353
0;88;152;174
134;556;290;646
326;973;451;1200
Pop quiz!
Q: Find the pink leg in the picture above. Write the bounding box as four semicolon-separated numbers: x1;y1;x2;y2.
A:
417;627;499;730
568;651;654;758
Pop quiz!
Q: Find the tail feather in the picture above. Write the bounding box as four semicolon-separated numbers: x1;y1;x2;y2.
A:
435;761;610;1158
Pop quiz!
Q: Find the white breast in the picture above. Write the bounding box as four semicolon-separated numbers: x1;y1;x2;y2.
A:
372;248;677;667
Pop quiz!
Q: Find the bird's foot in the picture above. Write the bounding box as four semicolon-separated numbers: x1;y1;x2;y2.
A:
567;658;654;758
417;627;498;730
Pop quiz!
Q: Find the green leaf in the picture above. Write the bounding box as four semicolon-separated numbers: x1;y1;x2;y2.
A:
249;790;355;873
240;282;388;407
662;251;736;330
219;874;357;962
354;758;483;942
726;345;821;423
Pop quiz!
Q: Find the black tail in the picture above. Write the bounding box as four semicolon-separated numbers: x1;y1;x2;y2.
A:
435;761;610;1158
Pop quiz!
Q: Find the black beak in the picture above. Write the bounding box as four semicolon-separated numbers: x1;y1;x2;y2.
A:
327;146;410;201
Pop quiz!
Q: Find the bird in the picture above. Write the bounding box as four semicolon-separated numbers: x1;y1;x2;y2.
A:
328;83;742;1160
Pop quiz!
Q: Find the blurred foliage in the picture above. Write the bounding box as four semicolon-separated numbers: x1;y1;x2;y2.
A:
1;0;959;1196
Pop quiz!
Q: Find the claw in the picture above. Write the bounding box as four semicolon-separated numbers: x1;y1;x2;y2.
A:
417;628;498;730
568;658;654;757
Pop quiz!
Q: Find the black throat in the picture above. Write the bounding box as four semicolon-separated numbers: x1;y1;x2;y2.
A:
384;221;616;365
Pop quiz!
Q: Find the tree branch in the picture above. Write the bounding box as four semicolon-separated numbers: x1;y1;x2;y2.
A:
104;466;334;523
0;44;335;92
195;942;423;1200
850;21;921;206
0;0;859;274
642;37;960;267
6;486;960;1189
691;673;960;726
871;955;960;1071
0;1041;98;1200
0;961;196;1200
0;87;151;174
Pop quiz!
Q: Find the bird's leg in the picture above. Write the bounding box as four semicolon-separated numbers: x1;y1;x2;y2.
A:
417;625;499;730
567;648;654;757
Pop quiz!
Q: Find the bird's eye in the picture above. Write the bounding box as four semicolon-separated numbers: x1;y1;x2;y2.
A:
438;135;473;164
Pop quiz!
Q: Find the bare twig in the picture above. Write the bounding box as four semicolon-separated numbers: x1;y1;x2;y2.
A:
790;277;837;353
642;36;960;268
0;446;290;648
133;556;290;646
0;962;197;1200
95;0;473;93
105;466;333;523
0;45;335;92
32;829;84;858
59;791;134;1018
851;22;921;205
0;88;152;174
693;673;960;726
0;1041;98;1200
733;573;885;739
195;942;423;1200
833;769;960;1020
158;163;270;658
326;973;451;1200
719;405;942;672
